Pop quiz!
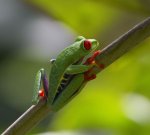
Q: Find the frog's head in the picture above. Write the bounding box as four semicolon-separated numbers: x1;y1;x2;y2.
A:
75;36;99;55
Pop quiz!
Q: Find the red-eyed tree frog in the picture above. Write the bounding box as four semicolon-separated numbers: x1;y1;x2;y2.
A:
32;36;100;111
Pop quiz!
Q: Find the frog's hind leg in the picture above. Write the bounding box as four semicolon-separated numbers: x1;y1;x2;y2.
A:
32;69;48;104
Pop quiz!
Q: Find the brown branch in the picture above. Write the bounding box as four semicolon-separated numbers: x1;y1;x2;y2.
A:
2;100;53;135
94;17;150;74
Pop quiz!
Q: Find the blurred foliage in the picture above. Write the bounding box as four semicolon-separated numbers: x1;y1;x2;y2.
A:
26;0;121;37
26;0;150;37
1;0;150;135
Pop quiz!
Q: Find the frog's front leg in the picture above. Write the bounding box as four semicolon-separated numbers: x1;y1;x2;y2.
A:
65;51;101;80
65;64;93;75
32;68;48;104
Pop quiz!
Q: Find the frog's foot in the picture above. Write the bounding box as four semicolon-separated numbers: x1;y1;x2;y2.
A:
84;73;96;81
84;50;101;81
38;89;48;100
84;50;101;65
84;68;96;81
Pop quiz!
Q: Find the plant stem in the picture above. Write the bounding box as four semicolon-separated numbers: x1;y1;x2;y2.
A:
2;17;150;135
2;100;54;135
94;17;150;74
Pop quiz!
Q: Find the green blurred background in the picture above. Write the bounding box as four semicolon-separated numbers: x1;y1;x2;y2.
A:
0;0;150;134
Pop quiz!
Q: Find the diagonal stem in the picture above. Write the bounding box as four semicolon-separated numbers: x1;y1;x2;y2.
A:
2;100;54;135
94;17;150;73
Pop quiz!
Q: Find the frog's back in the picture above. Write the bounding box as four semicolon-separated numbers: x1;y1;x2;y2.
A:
48;43;82;103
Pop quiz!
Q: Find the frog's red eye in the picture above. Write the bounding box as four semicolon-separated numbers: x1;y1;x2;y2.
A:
83;40;92;50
